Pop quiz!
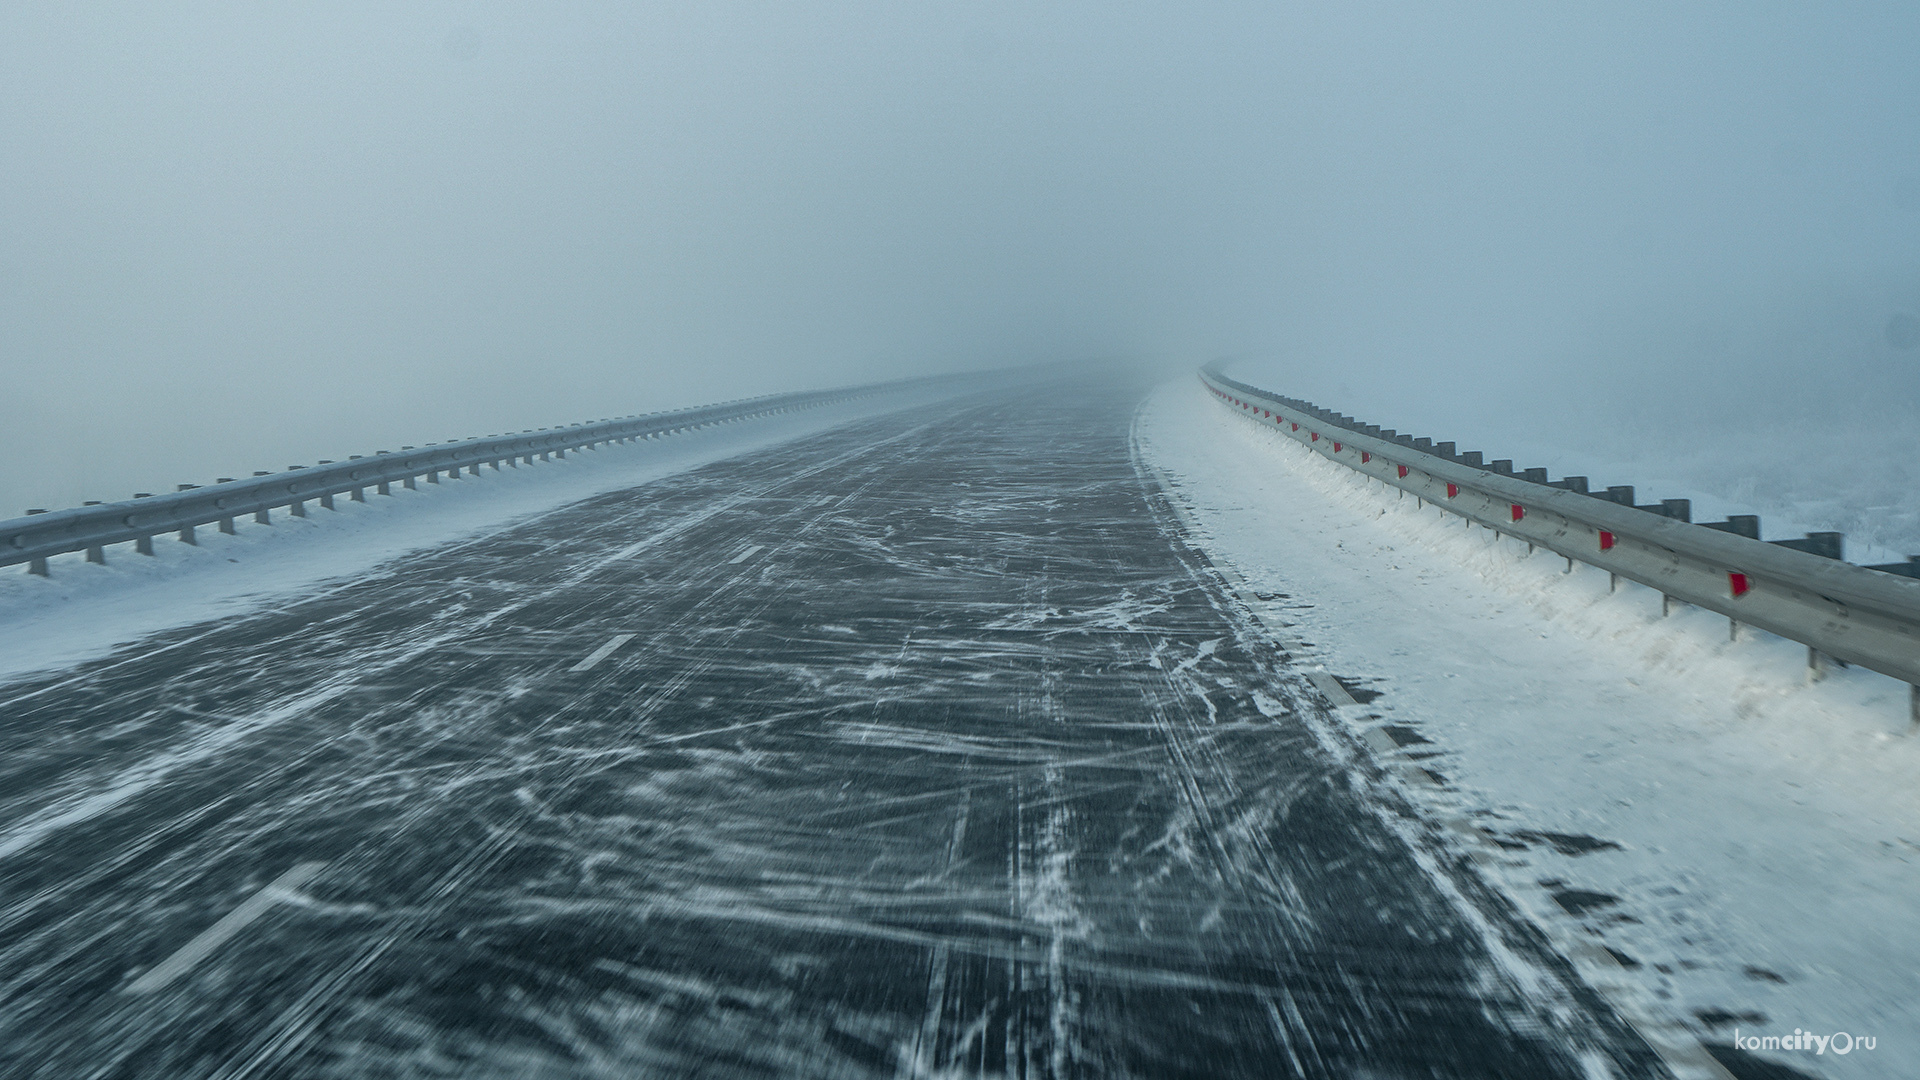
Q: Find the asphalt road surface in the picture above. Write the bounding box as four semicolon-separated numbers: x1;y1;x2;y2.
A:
0;381;1668;1078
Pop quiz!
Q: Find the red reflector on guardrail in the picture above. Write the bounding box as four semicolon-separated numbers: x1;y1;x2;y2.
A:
1361;452;1370;463
1446;483;1459;498
1599;531;1614;551
1310;433;1319;442
1397;465;1408;478
1290;423;1298;431
1332;441;1342;452
1730;572;1750;597
1511;504;1525;522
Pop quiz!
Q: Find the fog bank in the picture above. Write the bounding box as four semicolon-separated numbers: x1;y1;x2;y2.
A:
3;4;1916;523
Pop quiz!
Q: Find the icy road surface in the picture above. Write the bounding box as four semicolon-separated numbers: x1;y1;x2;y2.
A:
0;383;1663;1078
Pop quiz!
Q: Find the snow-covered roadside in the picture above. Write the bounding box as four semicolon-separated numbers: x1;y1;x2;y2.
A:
0;383;976;686
1137;378;1920;1079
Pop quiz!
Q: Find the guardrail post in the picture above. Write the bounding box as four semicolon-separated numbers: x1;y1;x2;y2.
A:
426;470;439;484
219;517;235;534
1808;647;1827;683
404;476;417;490
1662;594;1675;617
350;487;365;502
178;524;196;545
290;500;306;517
255;508;271;525
1704;515;1761;539
27;556;48;576
136;536;154;556
1911;684;1919;728
86;545;105;564
319;493;335;510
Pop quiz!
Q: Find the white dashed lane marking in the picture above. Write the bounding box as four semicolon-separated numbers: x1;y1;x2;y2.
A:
126;862;328;995
728;544;764;565
569;633;635;673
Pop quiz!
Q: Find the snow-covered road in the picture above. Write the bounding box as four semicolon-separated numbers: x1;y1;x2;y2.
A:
0;380;1665;1078
1139;377;1920;1079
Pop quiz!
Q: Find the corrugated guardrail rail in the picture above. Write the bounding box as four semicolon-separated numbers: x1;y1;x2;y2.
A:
1200;362;1920;713
2;376;940;578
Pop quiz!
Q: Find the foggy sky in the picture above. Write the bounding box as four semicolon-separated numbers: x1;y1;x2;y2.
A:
3;3;1918;515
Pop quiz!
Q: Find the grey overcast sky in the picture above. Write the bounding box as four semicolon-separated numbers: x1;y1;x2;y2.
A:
3;3;1918;513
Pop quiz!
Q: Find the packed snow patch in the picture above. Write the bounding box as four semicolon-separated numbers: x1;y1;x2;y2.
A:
1138;377;1920;1079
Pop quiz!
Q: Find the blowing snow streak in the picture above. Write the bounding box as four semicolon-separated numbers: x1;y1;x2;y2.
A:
0;381;1663;1078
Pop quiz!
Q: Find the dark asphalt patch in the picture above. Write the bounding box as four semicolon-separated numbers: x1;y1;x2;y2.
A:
1510;830;1623;857
1550;889;1622;917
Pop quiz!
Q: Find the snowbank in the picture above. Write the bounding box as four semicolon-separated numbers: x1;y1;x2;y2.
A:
1138;377;1920;1079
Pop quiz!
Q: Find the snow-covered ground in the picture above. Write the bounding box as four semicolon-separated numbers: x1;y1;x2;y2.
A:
1138;377;1920;1079
0;382;975;687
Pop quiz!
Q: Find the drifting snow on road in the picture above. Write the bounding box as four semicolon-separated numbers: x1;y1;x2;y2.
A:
0;382;1666;1078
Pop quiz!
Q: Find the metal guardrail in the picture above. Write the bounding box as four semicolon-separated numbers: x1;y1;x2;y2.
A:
1200;363;1920;709
3;380;915;576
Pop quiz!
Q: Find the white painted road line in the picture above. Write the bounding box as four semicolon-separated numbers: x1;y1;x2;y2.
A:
569;633;635;673
1304;668;1359;708
127;861;327;995
728;544;764;564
